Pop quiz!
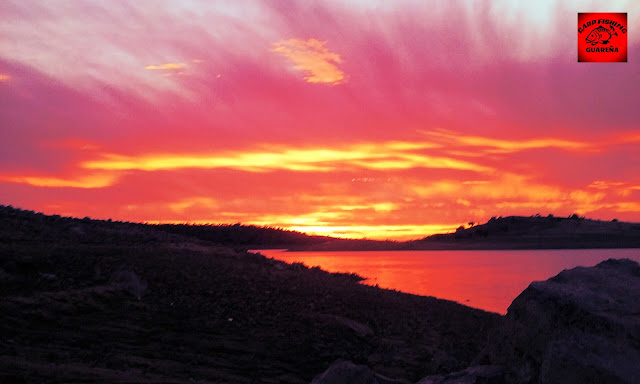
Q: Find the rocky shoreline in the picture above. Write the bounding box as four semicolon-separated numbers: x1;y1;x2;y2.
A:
0;208;498;383
1;207;638;383
311;258;640;384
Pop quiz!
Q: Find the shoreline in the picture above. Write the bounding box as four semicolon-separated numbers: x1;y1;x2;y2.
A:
2;206;638;382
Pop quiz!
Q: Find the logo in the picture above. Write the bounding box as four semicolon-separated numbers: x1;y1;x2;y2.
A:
578;13;627;62
586;25;618;45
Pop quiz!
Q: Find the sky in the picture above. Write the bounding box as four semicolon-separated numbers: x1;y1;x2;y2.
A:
1;0;639;240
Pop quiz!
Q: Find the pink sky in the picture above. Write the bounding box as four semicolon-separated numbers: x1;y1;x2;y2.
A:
1;1;639;239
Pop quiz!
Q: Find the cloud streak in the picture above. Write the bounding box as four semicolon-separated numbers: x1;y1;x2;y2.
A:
0;173;117;189
145;63;187;70
425;130;594;154
81;140;489;173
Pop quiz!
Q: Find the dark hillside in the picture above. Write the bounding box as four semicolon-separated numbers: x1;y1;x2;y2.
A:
0;205;330;249
0;205;499;383
291;214;640;251
411;214;640;249
153;222;330;248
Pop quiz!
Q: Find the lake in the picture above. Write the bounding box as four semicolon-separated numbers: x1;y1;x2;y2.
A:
255;249;640;314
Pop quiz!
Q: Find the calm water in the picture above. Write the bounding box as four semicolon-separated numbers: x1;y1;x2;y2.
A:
256;249;640;314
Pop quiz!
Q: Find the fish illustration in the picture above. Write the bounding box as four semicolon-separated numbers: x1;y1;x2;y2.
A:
586;25;618;45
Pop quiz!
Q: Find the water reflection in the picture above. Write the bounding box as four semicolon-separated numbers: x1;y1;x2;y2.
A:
257;249;640;314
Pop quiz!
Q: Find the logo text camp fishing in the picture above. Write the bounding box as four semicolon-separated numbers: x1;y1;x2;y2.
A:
578;13;627;62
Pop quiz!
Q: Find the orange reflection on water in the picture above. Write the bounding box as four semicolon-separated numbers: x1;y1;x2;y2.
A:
258;249;640;314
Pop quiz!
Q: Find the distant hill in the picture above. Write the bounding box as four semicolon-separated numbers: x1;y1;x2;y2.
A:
2;206;639;251
409;214;640;249
289;214;640;251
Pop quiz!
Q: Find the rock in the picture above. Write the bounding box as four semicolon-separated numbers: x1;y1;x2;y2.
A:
482;258;640;384
416;365;504;384
310;361;407;384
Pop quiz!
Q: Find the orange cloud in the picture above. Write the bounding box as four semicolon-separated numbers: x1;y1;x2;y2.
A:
312;202;398;212
588;180;626;190
585;181;640;198
2;132;635;241
425;129;593;153
82;140;488;173
0;74;10;82
272;38;345;84
614;202;640;212
0;173;117;188
411;173;610;212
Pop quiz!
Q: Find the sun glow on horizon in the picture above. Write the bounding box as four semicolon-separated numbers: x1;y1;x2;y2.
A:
287;224;457;241
138;219;458;241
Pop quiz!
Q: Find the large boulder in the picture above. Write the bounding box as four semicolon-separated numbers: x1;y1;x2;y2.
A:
481;258;640;384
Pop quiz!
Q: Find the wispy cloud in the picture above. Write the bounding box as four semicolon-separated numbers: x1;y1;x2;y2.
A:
424;130;593;154
145;63;186;70
81;140;488;173
0;73;10;82
588;180;626;190
0;173;117;188
272;38;345;84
